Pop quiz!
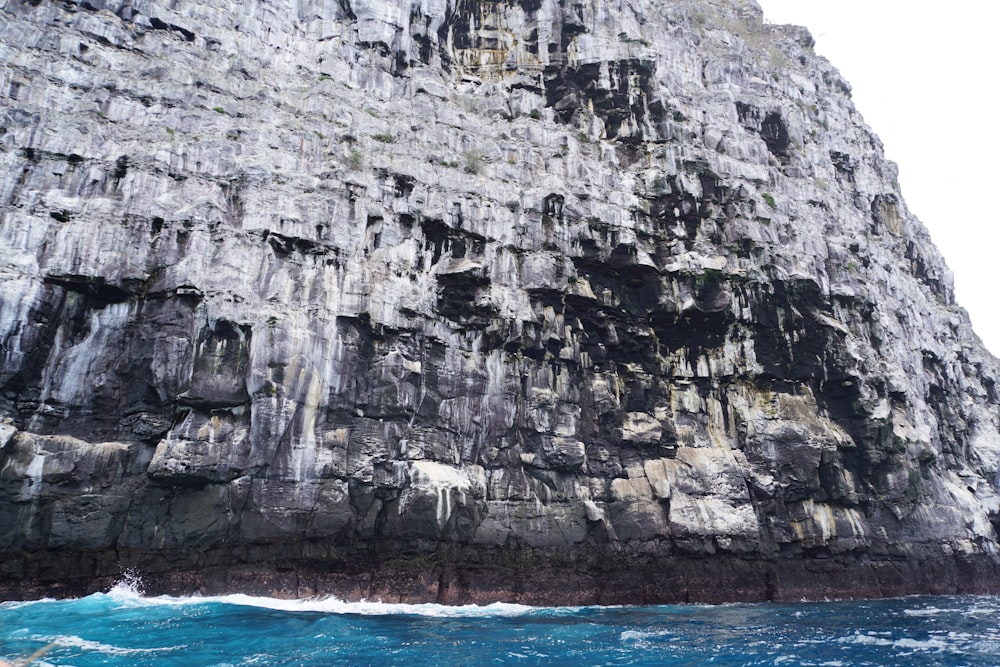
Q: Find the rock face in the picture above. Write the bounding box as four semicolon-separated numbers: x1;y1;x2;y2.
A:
2;0;1000;603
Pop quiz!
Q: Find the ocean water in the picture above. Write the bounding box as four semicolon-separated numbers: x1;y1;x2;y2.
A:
1;580;998;666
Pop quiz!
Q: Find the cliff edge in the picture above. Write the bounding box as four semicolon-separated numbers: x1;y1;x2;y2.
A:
1;0;999;603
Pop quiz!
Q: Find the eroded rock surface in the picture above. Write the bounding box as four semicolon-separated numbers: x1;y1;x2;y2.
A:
2;0;1000;603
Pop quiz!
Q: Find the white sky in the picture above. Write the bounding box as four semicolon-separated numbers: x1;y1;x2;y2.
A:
755;1;1000;356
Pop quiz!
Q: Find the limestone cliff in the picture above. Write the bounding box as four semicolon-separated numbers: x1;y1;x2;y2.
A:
1;0;999;603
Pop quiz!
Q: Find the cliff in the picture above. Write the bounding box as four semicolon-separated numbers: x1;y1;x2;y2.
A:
1;0;999;604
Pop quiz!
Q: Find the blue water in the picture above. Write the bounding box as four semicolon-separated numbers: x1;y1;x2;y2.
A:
1;580;999;666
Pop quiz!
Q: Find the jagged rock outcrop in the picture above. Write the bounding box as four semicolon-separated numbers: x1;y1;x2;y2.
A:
2;0;1000;603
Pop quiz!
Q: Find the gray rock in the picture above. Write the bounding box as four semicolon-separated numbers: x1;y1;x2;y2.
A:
1;0;999;602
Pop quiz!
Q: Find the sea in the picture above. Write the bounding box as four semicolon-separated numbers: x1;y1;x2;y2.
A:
1;579;998;666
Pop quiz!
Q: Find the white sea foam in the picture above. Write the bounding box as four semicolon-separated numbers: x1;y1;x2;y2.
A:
106;570;145;599
81;577;568;617
837;633;893;647
837;632;947;651
902;606;960;617
2;577;591;618
620;628;674;643
963;603;1000;617
207;594;550;617
0;598;57;610
893;637;948;650
36;634;183;656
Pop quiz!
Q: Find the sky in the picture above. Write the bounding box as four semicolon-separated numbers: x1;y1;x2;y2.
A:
754;1;1000;356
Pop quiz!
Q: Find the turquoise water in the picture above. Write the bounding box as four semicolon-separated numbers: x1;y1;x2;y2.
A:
1;580;999;666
